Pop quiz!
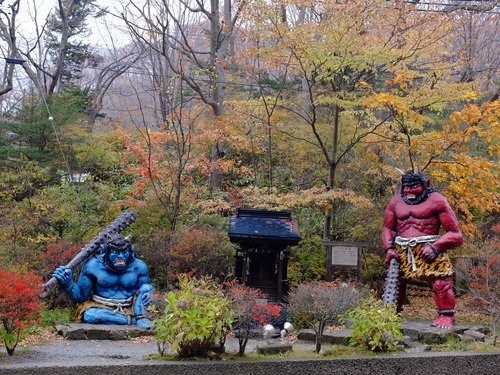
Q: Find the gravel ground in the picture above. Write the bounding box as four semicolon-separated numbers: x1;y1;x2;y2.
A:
0;336;162;367
0;335;307;368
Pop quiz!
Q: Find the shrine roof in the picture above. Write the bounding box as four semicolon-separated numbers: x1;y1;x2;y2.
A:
228;208;301;245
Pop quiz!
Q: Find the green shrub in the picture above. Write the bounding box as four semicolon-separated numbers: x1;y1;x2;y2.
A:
288;235;326;283
344;297;403;352
360;252;387;297
153;275;234;358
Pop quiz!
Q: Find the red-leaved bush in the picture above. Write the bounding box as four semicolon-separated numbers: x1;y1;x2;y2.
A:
41;240;82;273
167;226;235;284
224;281;282;355
0;268;43;355
456;224;500;345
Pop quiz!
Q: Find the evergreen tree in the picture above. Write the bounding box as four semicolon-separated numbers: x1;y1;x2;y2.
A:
45;0;105;93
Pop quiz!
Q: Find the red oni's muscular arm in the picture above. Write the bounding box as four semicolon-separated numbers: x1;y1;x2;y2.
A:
424;192;464;252
381;196;399;252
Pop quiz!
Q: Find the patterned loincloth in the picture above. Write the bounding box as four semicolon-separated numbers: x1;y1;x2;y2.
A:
75;295;135;322
395;236;454;281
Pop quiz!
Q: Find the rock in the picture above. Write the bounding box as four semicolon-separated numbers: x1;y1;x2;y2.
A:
468;325;491;335
459;334;476;344
401;326;420;341
401;335;414;348
297;329;351;346
413;329;441;345
462;329;486;342
256;342;293;355
419;328;458;345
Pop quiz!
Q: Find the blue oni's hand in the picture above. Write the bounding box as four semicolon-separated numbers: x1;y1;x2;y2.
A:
53;266;73;287
141;291;151;306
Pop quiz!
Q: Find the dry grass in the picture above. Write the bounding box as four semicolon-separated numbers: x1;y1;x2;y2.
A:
21;327;63;345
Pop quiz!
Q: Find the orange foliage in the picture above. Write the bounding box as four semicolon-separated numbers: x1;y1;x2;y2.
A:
114;113;253;210
224;280;282;325
431;100;500;238
167;226;234;284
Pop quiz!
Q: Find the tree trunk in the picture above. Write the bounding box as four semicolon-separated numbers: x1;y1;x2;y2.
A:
322;105;340;240
315;321;325;353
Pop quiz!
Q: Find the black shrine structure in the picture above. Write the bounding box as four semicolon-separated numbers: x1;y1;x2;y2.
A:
228;208;301;303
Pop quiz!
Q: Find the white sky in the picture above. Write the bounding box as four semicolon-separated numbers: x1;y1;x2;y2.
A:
11;0;132;49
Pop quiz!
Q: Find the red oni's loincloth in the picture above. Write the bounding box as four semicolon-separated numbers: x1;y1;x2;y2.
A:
395;236;454;281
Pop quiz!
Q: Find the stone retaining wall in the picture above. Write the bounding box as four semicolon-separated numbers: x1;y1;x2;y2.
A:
2;352;500;375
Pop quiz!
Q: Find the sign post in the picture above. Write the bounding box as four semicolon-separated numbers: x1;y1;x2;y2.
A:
324;241;367;281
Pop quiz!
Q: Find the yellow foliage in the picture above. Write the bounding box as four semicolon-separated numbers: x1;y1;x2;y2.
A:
432;154;499;238
240;186;373;211
196;199;232;215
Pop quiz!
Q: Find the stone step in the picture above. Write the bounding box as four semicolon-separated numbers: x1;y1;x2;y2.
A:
297;319;490;348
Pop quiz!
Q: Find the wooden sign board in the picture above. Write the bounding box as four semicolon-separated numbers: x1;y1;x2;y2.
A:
324;241;367;281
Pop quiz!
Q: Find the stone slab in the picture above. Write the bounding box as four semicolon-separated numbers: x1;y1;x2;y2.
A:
462;329;486;342
297;319;489;347
54;322;154;340
256;343;293;355
297;329;351;346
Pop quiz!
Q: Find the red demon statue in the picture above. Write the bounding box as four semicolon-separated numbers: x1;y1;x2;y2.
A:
382;169;464;328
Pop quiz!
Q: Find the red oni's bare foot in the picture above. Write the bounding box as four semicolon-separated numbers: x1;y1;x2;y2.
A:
431;314;455;329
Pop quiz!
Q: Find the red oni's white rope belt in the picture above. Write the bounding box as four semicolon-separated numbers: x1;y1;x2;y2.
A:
395;235;440;271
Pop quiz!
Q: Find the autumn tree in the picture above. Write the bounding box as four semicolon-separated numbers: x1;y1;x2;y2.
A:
113;58;255;233
235;0;490;242
116;85;201;233
119;0;247;190
366;84;500;238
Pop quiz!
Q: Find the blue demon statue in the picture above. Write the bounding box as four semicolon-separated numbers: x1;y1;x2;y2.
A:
53;233;153;329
